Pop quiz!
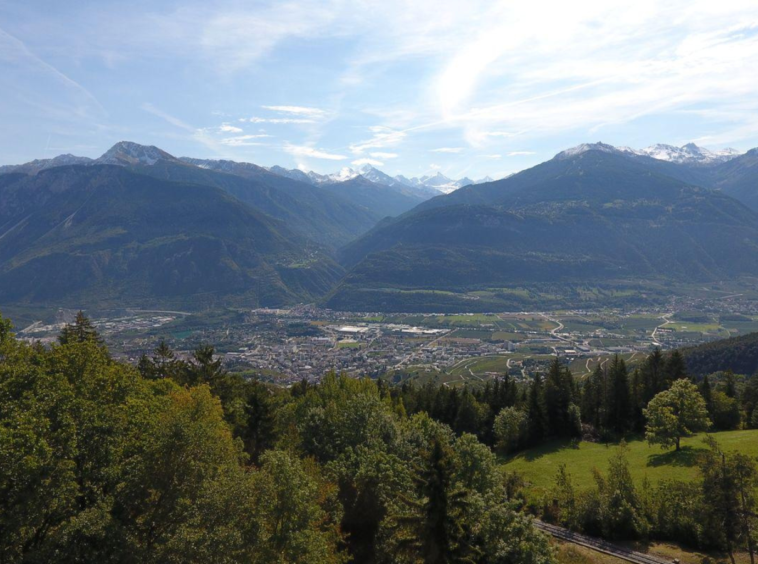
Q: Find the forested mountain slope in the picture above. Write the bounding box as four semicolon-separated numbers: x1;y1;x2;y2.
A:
0;165;342;308
330;150;758;311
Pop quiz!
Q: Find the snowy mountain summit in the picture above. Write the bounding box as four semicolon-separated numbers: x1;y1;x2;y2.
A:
556;141;742;165
96;141;178;166
633;143;742;165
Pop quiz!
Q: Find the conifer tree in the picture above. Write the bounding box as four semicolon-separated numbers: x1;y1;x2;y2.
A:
527;375;548;444
606;356;631;435
58;311;104;346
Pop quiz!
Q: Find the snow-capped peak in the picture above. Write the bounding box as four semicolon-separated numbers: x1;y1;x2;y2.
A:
555;141;743;165
96;141;178;166
331;167;360;182
635;143;742;165
555;142;622;160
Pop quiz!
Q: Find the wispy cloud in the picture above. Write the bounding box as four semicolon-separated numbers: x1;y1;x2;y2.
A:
219;123;243;133
262;105;326;117
352;158;383;167
141;103;194;131
284;144;347;160
349;126;407;155
244;117;316;124
430;147;463;153
370;152;398;159
0;26;106;121
220;134;271;146
507;151;535;156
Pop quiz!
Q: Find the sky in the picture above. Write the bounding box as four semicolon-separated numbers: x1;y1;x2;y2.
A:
2;1;758;180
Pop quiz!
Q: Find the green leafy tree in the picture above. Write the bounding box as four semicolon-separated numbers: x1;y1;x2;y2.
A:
552;464;577;528
644;379;710;451
493;407;528;455
699;437;758;564
710;390;742;431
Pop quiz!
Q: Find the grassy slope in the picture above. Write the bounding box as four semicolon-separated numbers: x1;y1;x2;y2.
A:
502;430;758;497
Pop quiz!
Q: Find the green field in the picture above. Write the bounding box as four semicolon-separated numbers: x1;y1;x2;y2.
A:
502;430;758;497
449;355;512;375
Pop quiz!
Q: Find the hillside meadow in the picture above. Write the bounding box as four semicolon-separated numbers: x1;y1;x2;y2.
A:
502;429;758;496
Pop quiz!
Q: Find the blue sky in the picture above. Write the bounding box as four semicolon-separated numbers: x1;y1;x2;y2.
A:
2;1;758;179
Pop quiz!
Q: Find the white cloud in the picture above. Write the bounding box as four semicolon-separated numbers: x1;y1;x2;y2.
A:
349;126;407;154
220;134;271;146
141;102;194;132
430;147;463;153
262;105;326;117
284;144;347;160
219;123;243;133
507;151;535;156
244;117;316;124
352;158;384;167
370;152;398;159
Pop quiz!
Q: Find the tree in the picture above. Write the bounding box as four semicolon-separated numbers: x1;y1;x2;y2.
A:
644;379;710;451
722;370;738;398
700;438;758;564
663;350;687;386
58;311;104;346
552;464;577;528
493;407;527;454
711;390;742;431
700;374;714;414
394;439;476;564
606;356;631;435
526;375;547;445
603;443;646;539
544;359;575;437
581;366;605;429
242;382;278;465
742;376;758;426
184;344;226;387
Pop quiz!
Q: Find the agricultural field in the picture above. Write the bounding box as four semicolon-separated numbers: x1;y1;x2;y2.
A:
501;430;758;498
568;351;645;377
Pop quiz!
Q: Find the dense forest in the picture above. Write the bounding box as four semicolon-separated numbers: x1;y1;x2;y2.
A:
2;312;757;563
683;331;758;376
0;312;551;564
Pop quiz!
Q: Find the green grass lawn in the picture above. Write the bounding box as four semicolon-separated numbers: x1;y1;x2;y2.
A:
502;429;758;497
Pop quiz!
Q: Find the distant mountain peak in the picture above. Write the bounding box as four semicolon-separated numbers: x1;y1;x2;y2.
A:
97;141;178;166
555;141;743;165
0;153;93;176
636;143;742;164
555;142;621;160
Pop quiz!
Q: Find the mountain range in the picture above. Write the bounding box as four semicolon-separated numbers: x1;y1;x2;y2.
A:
265;163;492;196
2;140;758;311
